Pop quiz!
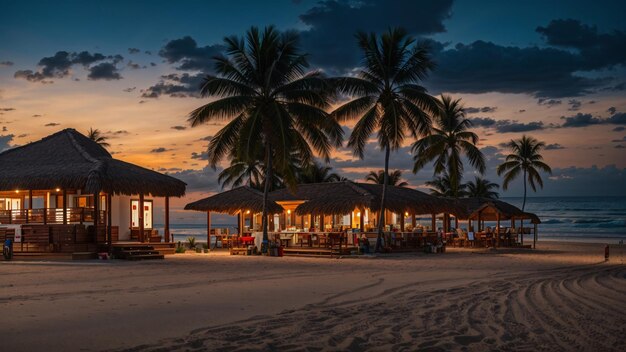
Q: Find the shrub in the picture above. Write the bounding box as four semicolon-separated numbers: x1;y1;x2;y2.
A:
187;236;197;249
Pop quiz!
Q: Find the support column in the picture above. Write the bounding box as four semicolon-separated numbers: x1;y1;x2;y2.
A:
164;196;170;242
411;214;416;228
496;213;501;247
207;211;212;248
320;213;325;231
400;212;405;232
62;189;67;225
455;217;459;229
138;193;144;242
533;223;538;249
359;208;365;231
107;194;112;250
43;192;48;225
93;191;99;244
26;190;32;223
431;214;436;232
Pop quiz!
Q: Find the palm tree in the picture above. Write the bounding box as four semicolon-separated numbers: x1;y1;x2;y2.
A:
332;28;438;250
87;128;110;148
465;176;500;199
298;160;342;183
365;170;408;187
412;95;485;197
497;135;552;211
425;173;467;197
188;26;342;244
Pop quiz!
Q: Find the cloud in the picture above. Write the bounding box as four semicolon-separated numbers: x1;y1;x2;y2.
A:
536;19;626;70
166;166;222;191
87;62;122;80
171;125;187;131
469;117;545;133
127;61;143;70
44;122;60;127
567;99;582;111
613;126;625;132
0;108;15;112
150;147;170;153
560;112;626;128
142;72;204;98
0;61;13;67
537;99;562;107
191;151;209;160
545;143;565;150
465;106;497;114
0;134;14;152
299;0;453;72
159;36;223;72
14;50;123;82
615;145;625;149
32;114;42;117
608;107;617;115
123;87;136;93
611;136;626;143
128;48;140;54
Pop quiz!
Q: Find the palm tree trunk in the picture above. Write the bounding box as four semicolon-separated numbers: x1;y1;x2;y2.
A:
376;145;390;252
261;144;273;251
520;169;527;246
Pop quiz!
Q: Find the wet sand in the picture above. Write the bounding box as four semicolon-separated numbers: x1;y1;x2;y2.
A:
1;241;625;351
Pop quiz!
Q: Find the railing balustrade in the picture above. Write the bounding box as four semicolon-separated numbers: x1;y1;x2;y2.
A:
0;208;106;225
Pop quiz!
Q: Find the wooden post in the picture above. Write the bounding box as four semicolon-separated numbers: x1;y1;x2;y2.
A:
62;189;67;225
412;214;417;228
207;211;212;248
107;194;112;250
138;193;144;242
320;213;325;231
431;214;436;232
496;213;501;247
238;211;243;236
359;208;365;231
511;219;516;243
164;196;170;242
477;212;482;232
455;217;459;229
43;191;48;225
400;212;405;232
533;223;538;249
93;192;99;244
26;190;32;223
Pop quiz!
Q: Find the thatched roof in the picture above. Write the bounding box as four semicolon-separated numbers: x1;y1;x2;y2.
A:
0;128;186;197
268;181;453;215
184;186;283;214
451;198;541;224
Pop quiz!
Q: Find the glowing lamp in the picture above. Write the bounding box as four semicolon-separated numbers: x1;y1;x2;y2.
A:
55;188;61;192
405;212;409;217
356;212;361;217
287;209;291;214
246;210;250;214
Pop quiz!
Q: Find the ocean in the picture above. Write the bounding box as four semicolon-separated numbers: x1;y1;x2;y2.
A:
155;196;626;245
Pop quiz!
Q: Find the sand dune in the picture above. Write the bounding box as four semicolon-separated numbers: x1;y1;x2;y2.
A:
1;241;625;352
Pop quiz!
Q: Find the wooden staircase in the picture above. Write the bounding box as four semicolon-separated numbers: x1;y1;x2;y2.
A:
111;244;165;260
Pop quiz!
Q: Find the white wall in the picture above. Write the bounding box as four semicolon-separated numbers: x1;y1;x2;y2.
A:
112;195;131;240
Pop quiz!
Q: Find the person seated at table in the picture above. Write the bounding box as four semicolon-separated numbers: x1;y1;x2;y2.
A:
359;233;370;254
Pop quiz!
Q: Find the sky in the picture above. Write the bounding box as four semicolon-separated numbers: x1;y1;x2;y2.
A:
1;0;625;223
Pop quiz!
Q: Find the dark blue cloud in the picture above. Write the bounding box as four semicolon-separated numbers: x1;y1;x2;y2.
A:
88;62;122;80
142;73;203;98
14;50;123;82
158;36;223;72
560;112;626;127
298;0;453;72
0;134;14;152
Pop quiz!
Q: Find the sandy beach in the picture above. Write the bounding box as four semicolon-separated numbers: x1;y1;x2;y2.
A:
1;241;625;352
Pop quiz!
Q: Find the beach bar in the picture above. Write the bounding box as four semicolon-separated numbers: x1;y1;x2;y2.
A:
0;129;186;256
185;181;463;255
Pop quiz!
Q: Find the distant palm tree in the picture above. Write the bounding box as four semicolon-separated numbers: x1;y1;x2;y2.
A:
497;135;552;212
425;173;467;197
188;26;342;243
465;176;500;199
332;28;438;250
298;161;342;183
365;170;408;187
412;95;485;197
87;128;110;148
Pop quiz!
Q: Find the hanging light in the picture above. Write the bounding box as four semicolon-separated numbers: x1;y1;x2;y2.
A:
287;209;291;214
356;212;361;217
55;188;61;192
15;189;19;193
405;212;409;217
246;210;250;214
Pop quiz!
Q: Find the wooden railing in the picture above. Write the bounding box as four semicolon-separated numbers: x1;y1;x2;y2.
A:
0;208;106;225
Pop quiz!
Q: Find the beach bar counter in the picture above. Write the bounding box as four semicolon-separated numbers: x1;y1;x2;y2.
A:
0;129;186;257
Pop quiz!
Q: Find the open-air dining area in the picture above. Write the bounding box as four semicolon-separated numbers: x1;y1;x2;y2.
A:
184;181;542;256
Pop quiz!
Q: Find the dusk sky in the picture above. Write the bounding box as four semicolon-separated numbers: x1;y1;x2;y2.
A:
1;0;625;222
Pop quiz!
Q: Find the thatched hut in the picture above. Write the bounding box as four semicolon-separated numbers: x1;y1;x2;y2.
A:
0;128;186;248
